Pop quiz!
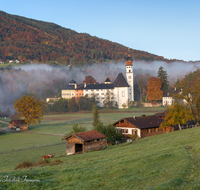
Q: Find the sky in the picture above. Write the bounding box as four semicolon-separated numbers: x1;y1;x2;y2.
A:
1;0;200;61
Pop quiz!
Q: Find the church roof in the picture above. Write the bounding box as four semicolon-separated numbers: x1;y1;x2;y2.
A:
63;73;129;90
113;73;129;87
84;83;114;90
125;56;133;62
69;79;76;84
104;78;111;82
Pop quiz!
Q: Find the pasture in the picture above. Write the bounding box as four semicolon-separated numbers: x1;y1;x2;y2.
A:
0;108;166;171
1;126;200;189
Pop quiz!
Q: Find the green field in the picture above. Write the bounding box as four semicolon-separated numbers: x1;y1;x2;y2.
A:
0;127;200;189
4;107;200;189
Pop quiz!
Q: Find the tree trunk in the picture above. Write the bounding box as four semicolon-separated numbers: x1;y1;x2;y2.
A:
179;124;182;130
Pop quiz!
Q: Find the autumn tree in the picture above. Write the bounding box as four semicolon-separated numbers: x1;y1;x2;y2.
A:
83;75;97;84
136;73;151;101
157;66;169;93
13;95;44;125
160;103;194;130
174;69;200;126
146;77;163;101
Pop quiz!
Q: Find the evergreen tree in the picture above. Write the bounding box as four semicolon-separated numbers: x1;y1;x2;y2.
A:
92;104;100;127
157;66;169;93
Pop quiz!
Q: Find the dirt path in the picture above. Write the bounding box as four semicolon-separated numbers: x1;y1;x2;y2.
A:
0;120;11;132
22;131;64;137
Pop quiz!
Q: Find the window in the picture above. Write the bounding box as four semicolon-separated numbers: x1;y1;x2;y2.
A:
147;129;151;133
128;76;131;79
122;91;125;97
101;93;104;95
123;129;128;133
129;70;131;73
156;128;159;132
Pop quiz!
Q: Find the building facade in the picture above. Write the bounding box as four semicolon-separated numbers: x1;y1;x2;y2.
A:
113;115;174;139
61;56;134;108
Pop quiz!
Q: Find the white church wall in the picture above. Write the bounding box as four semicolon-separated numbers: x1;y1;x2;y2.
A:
114;87;129;108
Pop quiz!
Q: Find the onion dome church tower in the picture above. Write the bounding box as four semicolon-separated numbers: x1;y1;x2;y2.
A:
125;55;134;101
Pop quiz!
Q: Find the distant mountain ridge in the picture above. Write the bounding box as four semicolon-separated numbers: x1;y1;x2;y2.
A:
0;11;179;66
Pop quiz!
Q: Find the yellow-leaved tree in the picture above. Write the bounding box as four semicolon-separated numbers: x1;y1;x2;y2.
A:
160;102;194;130
14;95;44;125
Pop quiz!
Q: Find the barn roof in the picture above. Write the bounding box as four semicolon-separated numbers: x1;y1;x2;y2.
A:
10;120;27;126
154;111;167;118
62;130;106;142
113;115;164;129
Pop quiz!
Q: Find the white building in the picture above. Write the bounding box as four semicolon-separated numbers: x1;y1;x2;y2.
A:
162;91;174;106
61;56;134;108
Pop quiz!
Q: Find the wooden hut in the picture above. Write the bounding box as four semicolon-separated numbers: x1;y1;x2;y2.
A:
62;130;106;155
9;120;29;130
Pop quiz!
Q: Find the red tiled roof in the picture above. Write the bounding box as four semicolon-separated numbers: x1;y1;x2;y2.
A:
63;130;106;141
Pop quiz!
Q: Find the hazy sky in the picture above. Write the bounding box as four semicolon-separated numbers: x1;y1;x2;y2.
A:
1;0;200;61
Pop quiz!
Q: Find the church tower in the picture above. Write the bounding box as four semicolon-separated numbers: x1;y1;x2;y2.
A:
125;55;134;101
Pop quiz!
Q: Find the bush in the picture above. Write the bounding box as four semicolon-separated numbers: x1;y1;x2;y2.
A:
15;160;33;170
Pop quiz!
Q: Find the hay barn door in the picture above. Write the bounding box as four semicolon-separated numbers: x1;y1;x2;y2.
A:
75;144;83;153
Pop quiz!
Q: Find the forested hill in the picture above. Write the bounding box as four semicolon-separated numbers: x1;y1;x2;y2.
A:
0;10;172;66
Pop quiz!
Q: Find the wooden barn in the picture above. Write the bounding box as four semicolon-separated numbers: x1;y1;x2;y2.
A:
9;120;29;131
62;130;106;155
113;115;175;139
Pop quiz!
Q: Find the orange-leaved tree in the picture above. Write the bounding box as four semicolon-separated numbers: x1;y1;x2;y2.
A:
13;95;44;125
83;76;97;84
146;77;163;101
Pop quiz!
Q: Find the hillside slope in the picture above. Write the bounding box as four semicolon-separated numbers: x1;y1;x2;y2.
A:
1;127;200;189
0;11;171;66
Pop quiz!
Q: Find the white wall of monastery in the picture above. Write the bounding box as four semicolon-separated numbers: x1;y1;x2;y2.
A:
114;87;129;108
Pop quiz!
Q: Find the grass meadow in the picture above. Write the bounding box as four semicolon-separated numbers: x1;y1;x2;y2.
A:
0;127;200;189
4;107;199;189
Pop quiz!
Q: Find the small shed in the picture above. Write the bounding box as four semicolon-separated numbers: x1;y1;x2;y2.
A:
9;120;29;130
62;130;106;155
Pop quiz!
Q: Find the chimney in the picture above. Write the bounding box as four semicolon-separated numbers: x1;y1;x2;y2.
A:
75;84;77;89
